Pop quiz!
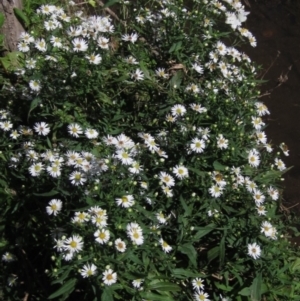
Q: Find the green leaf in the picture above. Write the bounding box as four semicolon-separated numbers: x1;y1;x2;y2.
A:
33;190;59;197
188;167;205;177
101;288;113;301
213;161;226;171
48;278;76;299
250;272;262;301
178;243;197;268
147;280;181;292
0;12;5;28
207;246;219;263
171;268;205;279
140;62;151;80
140;292;174;301
169;41;182;53
0;51;23;71
219;235;225;267
290;258;300;272
13;8;30;28
169;70;183;88
98;92;112;105
88;0;96;7
214;282;233;292
103;0;121;8
238;287;250;296
193;224;216;241
27;97;41;120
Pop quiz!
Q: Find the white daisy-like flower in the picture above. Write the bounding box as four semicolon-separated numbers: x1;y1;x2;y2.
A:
73;212;90;223
68;123;82;138
194;290;210;301
29;80;41;92
2;252;16;262
127;223;144;245
279;143;289;156
132;279;144;288
115;149;134;165
171;104;186;117
212;172;227;187
159;238;172;253
248;149;260;167
85;128;98;139
264;143;273;152
28;162;44;177
172;165;189;179
0;121;13;131
190;138;206;153
124;56;138;65
44;19;59;31
155;68;169;79
209;185;224;198
35;38;47;52
63;235;84;254
253;189;265;205
47;164;61;177
256;205;267;216
261;221;274;237
46;199;62;216
80;263;97;278
20;32;35;43
156;211;169;224
85;53;102;65
62;251;74;261
121;32;138;43
192;278;205;291
115;195;134;208
216;134;229;149
161;185;173;197
190;103;207;114
165;114;177;123
91;215;108;228
39;4;55;15
255;102;270;116
131;68;144;81
17;41;30;52
9;130;20;140
275;158;286;171
26;151;39;162
192;63;204;74
69;171;86;185
129;161;143;174
186;83;200;94
247;242;261;260
97;36;110;49
94;229;110;244
256;131;267;144
102;269;117;286
50;36;63;48
267;186;279;200
34;122;50;136
159;171;175;187
114;238;126;252
251;116;265;130
26;58;37;69
72;38;88;52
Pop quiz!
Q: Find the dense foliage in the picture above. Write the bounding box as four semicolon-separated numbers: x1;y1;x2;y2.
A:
1;0;300;300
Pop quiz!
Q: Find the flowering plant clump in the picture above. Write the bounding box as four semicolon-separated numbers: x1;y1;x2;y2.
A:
0;0;300;300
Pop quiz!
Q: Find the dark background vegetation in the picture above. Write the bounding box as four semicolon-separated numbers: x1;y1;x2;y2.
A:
244;0;300;214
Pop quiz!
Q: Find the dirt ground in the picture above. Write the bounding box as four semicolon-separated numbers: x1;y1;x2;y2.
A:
243;0;300;214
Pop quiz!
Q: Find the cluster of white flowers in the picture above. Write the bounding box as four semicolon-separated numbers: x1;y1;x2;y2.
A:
1;1;290;298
